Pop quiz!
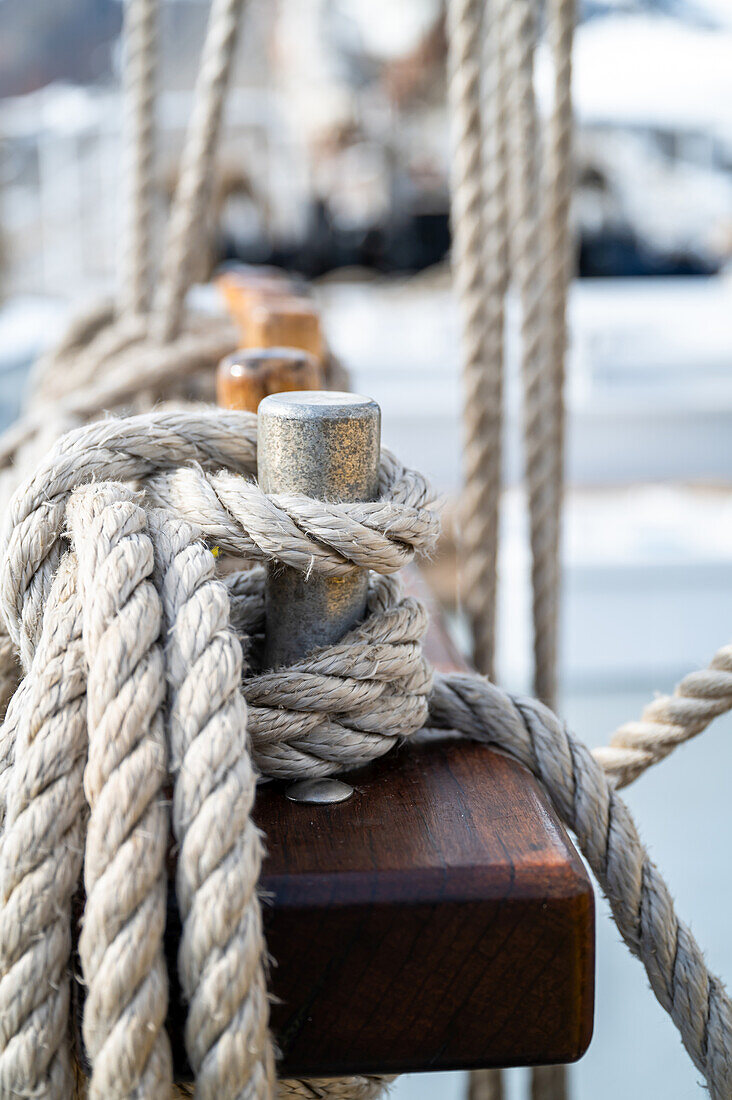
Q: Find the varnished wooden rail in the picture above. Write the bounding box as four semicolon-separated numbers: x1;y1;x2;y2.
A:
243;572;595;1077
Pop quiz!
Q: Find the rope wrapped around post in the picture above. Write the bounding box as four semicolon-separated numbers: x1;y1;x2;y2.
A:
0;410;731;1099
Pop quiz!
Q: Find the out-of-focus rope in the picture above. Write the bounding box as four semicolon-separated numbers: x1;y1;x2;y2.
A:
120;0;157;317
155;0;246;341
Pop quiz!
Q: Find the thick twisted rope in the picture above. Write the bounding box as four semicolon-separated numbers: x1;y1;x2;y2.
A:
120;0;157;317
541;0;575;610
277;1080;393;1100
503;0;559;711
0;556;85;1099
155;0;246;341
0;410;731;1100
151;511;275;1097
68;486;172;1098
429;673;732;1099
446;0;504;680
595;642;732;788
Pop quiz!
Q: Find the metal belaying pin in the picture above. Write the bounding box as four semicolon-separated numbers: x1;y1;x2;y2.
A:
257;390;381;804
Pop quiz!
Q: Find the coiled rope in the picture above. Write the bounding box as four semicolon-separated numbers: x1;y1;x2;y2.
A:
0;410;731;1100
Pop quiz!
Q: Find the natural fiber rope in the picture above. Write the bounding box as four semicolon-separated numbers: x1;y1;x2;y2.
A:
151;507;275;1096
446;0;503;680
1;409;731;1100
468;1065;504;1100
503;0;558;711
449;2;510;1094
155;0;246;342
120;0;157;317
541;0;575;620
529;1;575;1095
429;673;732;1100
68;486;173;1098
595;642;732;789
530;1066;567;1100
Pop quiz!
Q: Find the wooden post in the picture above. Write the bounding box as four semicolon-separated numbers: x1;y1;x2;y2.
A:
244;297;326;364
216;348;324;412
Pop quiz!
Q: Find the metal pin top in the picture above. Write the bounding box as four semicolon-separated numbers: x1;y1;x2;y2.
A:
257;391;381;499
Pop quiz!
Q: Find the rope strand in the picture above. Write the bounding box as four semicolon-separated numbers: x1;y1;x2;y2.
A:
155;0;246;341
120;0;157;317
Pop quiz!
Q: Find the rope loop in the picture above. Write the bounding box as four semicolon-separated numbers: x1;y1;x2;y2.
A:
0;410;731;1100
0;411;440;663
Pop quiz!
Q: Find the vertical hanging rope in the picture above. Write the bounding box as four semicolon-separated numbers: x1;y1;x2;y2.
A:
469;1066;505;1100
503;0;558;712
541;0;575;665
120;0;157;317
531;1066;568;1100
520;0;574;1093
447;0;505;680
447;2;508;1097
0;557;85;1100
150;512;276;1098
528;0;575;1091
155;0;246;342
68;486;173;1099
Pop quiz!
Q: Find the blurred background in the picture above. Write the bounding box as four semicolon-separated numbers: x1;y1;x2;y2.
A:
1;0;732;1096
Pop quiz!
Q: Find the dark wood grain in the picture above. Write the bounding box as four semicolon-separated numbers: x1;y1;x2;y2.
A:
256;736;594;1077
252;571;595;1076
77;572;595;1079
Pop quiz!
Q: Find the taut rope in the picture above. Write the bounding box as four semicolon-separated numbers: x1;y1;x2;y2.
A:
1;410;731;1099
120;0;157;317
447;0;504;681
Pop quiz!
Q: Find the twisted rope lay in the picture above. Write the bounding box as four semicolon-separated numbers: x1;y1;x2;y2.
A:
120;0;157;318
595;642;732;789
154;0;246;342
446;0;504;682
0;409;731;1100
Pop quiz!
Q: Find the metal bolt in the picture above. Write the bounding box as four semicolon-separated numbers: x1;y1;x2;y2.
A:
285;778;355;805
257;390;381;805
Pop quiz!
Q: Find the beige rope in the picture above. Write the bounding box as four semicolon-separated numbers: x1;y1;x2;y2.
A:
468;1067;504;1100
529;1;575;1095
0;556;85;1099
447;0;504;680
277;1078;395;1099
120;0;157;317
151;510;275;1097
595;642;732;788
460;6;511;1096
503;0;558;711
542;0;575;576
68;486;172;1098
429;673;732;1100
1;409;732;1100
530;1066;568;1100
155;0;247;341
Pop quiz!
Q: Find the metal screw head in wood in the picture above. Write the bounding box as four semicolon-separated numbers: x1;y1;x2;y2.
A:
285;778;355;805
